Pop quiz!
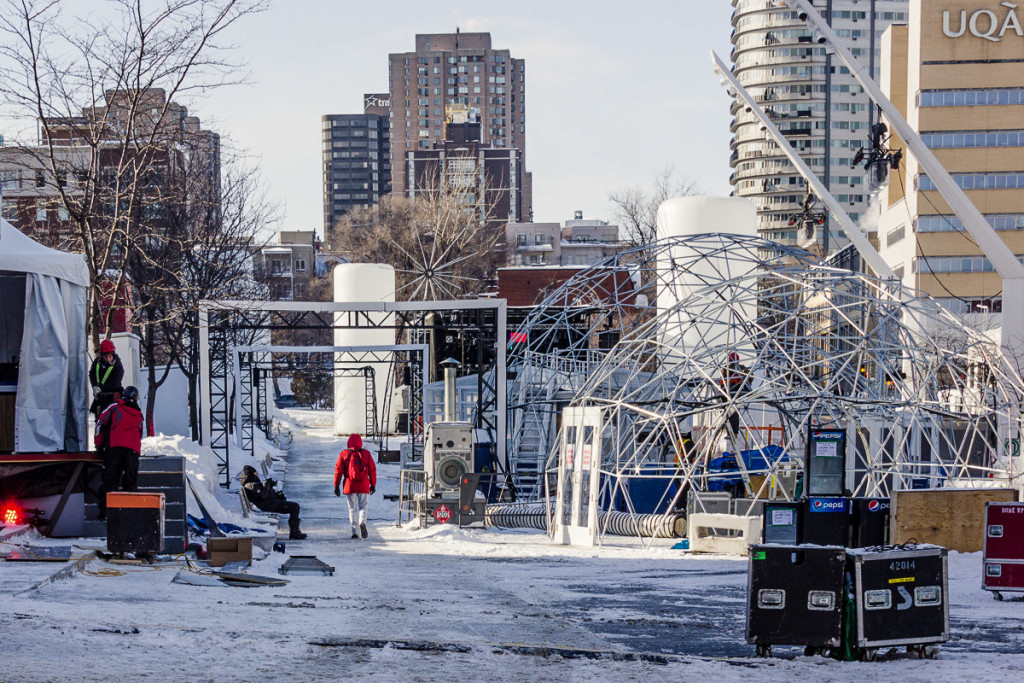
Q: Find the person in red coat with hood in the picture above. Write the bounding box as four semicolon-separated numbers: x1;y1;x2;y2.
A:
94;385;144;519
334;433;376;539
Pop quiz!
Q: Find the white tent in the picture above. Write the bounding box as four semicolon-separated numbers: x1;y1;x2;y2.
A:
0;218;89;451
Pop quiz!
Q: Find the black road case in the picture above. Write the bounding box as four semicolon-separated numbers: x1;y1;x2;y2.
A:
846;545;948;652
747;544;846;656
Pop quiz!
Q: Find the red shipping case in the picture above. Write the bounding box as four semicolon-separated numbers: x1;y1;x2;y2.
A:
982;502;1024;599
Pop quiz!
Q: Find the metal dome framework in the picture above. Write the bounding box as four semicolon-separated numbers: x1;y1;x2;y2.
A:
506;235;1023;529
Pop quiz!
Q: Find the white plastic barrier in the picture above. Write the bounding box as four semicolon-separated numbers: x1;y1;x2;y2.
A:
687;513;762;555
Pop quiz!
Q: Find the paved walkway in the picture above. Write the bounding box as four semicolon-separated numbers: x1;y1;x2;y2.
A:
270;412;397;545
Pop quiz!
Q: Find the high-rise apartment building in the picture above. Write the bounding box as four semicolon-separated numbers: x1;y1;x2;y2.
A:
388;31;531;219
322;93;392;233
877;0;1024;319
407;105;524;226
729;0;908;255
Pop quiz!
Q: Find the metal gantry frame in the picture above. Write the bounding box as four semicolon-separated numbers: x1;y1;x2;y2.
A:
232;344;430;460
506;234;1022;546
199;300;506;487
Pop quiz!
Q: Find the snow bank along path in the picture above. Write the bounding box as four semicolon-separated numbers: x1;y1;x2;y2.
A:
1;408;1024;681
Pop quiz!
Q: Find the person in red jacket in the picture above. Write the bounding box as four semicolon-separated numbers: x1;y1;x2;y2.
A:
94;385;144;519
334;433;376;539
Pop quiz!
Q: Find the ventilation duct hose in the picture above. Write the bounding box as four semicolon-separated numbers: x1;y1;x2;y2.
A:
599;510;686;538
485;505;686;538
485;504;548;531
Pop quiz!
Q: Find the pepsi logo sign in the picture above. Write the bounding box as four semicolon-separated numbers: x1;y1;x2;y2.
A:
810;498;846;512
868;500;880;512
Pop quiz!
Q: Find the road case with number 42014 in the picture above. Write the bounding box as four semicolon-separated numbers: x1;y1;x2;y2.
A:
846;545;948;654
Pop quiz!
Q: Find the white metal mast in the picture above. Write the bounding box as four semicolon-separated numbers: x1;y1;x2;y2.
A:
711;51;898;282
783;0;1024;369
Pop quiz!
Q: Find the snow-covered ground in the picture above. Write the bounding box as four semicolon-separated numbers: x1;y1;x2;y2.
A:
2;408;1024;681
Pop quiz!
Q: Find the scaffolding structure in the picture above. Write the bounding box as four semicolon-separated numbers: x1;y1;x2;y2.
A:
199;300;506;487
506;234;1023;539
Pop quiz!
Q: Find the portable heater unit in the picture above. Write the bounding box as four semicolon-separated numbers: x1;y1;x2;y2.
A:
423;422;474;498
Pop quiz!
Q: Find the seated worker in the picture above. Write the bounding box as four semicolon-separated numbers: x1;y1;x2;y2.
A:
240;465;307;540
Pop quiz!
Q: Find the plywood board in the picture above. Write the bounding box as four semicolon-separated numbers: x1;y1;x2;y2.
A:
891;489;1018;552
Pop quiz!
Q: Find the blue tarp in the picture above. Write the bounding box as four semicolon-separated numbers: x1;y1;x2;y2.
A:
707;444;790;491
186;514;268;536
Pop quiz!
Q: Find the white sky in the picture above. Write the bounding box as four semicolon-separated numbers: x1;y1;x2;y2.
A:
4;0;738;236
208;0;737;235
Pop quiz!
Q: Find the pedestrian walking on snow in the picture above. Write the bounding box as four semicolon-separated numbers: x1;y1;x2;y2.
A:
334;434;376;539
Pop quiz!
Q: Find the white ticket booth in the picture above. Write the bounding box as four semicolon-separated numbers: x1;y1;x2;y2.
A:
553;406;603;546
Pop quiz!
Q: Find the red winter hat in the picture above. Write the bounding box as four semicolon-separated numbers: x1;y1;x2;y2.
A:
100;339;116;354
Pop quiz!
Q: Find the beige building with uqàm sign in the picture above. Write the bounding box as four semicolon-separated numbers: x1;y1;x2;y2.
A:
877;0;1024;324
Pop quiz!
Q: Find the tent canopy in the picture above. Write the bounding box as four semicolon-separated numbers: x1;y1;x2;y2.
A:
0;218;89;286
1;218;89;452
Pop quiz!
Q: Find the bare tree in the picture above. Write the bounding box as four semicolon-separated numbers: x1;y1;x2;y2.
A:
152;153;278;439
0;0;265;351
330;190;504;302
609;167;700;247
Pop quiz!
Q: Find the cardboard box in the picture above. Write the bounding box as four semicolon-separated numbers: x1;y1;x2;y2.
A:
207;536;253;567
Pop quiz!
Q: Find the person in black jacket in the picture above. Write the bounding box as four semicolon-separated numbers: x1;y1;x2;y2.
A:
240;465;306;540
89;339;125;418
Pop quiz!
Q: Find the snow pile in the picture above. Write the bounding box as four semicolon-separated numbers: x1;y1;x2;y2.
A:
142;432;283;529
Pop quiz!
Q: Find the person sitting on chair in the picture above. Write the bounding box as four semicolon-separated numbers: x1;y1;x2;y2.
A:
240;465;307;540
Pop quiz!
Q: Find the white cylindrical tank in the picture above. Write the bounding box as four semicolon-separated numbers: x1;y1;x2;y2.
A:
656;196;758;357
333;263;396;437
656;196;782;451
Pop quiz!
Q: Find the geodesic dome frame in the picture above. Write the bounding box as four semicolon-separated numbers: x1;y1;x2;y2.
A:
507;234;1024;523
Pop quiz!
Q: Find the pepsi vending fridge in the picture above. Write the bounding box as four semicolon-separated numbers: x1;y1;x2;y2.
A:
802;497;850;546
762;501;801;545
850;497;890;548
982;502;1024;600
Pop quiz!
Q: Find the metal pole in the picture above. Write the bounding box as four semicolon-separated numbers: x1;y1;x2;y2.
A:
497;301;507;474
787;0;1024;470
199;306;211;447
712;51;899;282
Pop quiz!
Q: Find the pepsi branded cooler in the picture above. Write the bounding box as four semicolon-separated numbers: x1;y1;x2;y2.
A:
850;497;890;548
802;497;850;546
746;544;846;653
982;502;1024;597
762;501;801;545
847;545;948;649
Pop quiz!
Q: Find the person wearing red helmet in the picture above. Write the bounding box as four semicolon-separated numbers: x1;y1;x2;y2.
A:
89;339;124;418
334;434;376;539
